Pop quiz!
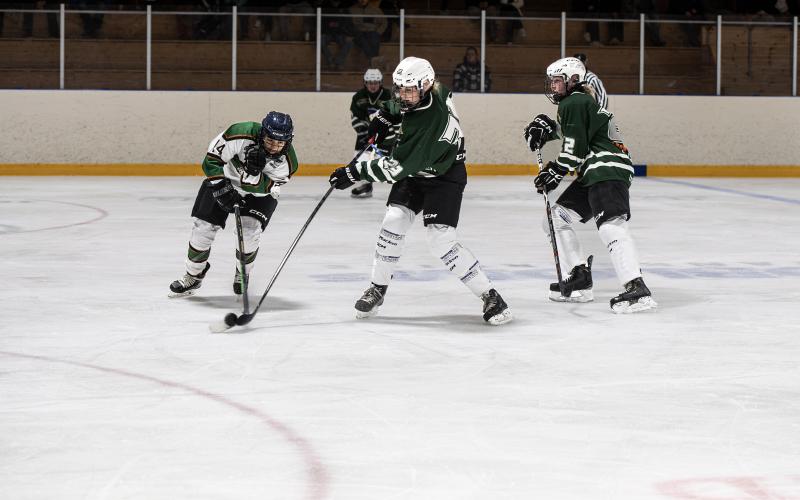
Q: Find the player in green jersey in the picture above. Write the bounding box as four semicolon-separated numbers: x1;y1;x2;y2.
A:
169;111;298;298
524;57;656;314
329;57;512;325
349;68;394;199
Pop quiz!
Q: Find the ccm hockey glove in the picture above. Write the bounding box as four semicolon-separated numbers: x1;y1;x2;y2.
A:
534;161;569;193
329;164;360;189
208;177;241;212
524;114;558;152
244;144;267;176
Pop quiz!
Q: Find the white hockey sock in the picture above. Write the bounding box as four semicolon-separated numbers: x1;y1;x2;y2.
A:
370;204;415;286
185;218;221;276
236;215;263;275
427;224;493;298
543;204;585;276
597;216;642;286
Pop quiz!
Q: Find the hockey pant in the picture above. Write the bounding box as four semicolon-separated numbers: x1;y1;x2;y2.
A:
184;216;262;277
543;204;642;286
371;204;494;297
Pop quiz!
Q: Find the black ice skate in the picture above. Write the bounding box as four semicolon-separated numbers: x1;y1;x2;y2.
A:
350;182;373;199
550;255;594;303
610;277;657;314
233;267;249;295
354;283;387;319
481;289;513;325
168;262;210;298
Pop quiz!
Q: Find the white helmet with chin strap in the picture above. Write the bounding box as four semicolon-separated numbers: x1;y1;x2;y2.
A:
545;57;587;104
392;56;436;111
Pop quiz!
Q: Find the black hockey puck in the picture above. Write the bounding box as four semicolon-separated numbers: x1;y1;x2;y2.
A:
224;313;238;327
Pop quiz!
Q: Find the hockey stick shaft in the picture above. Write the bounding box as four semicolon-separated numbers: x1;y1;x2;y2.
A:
235;138;375;325
535;148;564;290
233;204;250;314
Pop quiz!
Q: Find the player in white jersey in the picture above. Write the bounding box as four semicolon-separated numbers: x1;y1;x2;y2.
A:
168;111;298;298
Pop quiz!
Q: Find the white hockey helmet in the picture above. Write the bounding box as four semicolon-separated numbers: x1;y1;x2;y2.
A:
392;57;436;111
364;68;383;84
544;57;587;104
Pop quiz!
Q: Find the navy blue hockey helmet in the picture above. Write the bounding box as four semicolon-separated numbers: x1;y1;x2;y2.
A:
260;111;294;158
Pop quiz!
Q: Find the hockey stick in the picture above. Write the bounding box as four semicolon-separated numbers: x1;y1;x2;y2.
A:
210;139;375;333
233;204;250;314
535;147;565;294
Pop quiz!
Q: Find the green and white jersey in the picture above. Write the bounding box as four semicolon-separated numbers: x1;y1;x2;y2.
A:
555;91;633;187
201;122;299;196
355;84;466;183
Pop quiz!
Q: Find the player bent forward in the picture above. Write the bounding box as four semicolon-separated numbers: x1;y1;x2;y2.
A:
329;56;513;325
169;111;298;297
524;57;656;313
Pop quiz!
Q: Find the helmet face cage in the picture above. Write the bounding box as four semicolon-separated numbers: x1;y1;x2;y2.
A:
544;75;566;104
391;57;435;112
260;111;294;159
544;57;586;105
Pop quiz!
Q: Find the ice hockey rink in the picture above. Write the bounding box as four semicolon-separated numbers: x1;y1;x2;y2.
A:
1;175;799;500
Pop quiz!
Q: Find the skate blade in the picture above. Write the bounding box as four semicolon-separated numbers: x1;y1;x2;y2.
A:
549;290;593;303
350;192;373;199
611;296;658;314
168;290;197;298
355;308;379;319
486;309;513;326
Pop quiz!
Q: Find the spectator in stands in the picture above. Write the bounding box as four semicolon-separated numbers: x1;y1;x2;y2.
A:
638;0;666;46
321;0;353;70
453;46;491;93
499;0;525;44
574;53;608;109
380;0;400;42
467;0;499;42
671;0;705;46
576;0;602;46
278;0;314;41
22;2;60;38
70;0;106;38
350;0;387;69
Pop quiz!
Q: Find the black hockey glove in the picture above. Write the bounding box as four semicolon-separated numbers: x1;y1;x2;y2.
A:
329;164;360;190
534;161;569;194
367;111;395;144
243;144;267;176
208;177;241;212
524;114;558;152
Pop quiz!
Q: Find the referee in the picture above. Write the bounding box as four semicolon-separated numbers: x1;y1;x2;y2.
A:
574;53;608;110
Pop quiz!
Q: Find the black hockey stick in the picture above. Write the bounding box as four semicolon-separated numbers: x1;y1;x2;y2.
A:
210;138;375;333
233;204;250;314
535;148;565;294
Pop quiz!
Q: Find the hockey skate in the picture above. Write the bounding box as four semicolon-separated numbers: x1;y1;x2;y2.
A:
481;289;513;325
168;262;210;298
610;277;657;314
354;283;387;319
233;267;249;295
350;182;373;199
550;255;594;303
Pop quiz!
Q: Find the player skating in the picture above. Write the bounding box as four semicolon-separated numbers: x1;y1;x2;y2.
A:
348;68;395;199
524;57;656;313
169;112;298;297
329;57;513;325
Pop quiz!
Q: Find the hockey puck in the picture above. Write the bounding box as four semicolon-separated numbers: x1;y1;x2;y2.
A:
224;313;238;327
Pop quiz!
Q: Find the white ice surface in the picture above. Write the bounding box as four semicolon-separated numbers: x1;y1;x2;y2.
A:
1;176;799;500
